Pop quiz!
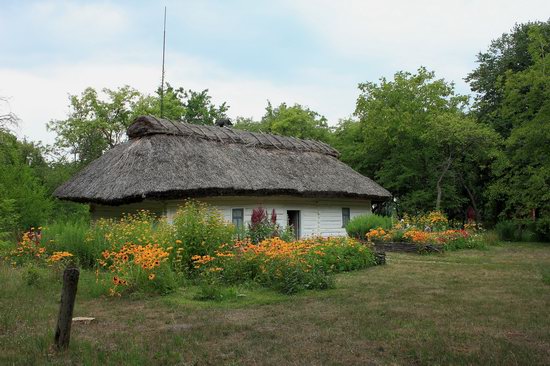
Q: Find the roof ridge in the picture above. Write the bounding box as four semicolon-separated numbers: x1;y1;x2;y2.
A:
127;115;340;157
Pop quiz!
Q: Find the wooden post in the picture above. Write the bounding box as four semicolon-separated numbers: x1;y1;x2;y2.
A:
54;265;80;350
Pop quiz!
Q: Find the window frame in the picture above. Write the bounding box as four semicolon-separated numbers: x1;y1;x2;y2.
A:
232;208;245;230
342;207;351;228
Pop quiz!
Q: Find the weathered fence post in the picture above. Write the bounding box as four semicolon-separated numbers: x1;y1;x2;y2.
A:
54;265;80;350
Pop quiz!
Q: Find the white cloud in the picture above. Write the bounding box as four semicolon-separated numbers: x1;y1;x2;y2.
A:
0;53;355;144
28;1;130;41
2;0;549;145
285;0;550;90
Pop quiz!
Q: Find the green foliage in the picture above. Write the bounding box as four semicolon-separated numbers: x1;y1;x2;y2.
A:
494;220;521;242
469;21;550;223
93;210;175;250
495;219;550;242
0;131;52;230
136;84;229;125
256;260;334;295
345;214;393;239
0;195;18;240
23;264;41;287
41;220;99;268
234;101;332;142
335;67;499;216
47;84;230;165
466;21;550;137
246;207;289;244
200;236;377;294
47;86;143;164
172;200;235;272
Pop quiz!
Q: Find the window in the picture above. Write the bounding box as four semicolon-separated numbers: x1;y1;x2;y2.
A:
342;208;350;228
232;208;244;229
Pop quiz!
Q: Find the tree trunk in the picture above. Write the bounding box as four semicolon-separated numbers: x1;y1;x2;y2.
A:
458;174;480;223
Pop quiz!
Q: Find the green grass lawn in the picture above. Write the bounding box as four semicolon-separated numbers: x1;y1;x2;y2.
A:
1;243;549;365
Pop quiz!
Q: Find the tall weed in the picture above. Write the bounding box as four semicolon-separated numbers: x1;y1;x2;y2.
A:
42;220;99;268
345;214;393;239
172;200;235;273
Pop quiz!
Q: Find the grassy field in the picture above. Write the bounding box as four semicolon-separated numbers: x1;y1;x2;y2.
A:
1;242;549;365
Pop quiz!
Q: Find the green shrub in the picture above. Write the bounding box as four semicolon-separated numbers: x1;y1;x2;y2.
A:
247;207;292;243
255;261;334;294
194;236;376;295
172;200;235;273
495;219;550;243
345;214;393;239
42;219;101;268
495;220;519;241
92;210;175;251
480;230;500;246
23;264;41;287
535;218;550;242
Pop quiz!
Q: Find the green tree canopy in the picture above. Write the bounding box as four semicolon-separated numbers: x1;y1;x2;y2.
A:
334;67;499;217
466;20;550;137
486;24;550;219
48;84;229;164
0;131;53;230
234;102;331;142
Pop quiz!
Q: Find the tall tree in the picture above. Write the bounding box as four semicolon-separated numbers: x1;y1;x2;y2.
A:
337;67;499;217
466;20;550;137
135;84;229;124
486;24;550;219
48;85;230;164
47;86;143;164
0;131;52;230
234;102;332;142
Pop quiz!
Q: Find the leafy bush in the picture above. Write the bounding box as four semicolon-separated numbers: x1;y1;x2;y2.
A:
98;243;176;296
495;220;518;241
191;236;376;294
0;195;18;241
42;220;99;268
7;230;46;266
172;200;235;272
495;219;550;242
93;210;175;250
345;214;393;239
399;211;449;231
23;264;41;287
535;218;550;242
247;207;293;243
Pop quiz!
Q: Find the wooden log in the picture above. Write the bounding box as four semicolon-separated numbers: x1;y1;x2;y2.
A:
54;266;80;350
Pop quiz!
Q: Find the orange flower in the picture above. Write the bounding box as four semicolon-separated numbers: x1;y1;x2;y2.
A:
148;273;156;280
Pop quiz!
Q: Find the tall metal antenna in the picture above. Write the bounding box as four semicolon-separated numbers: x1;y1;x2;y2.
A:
160;6;167;118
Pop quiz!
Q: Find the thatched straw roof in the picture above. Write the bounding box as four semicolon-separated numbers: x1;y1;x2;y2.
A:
54;116;391;205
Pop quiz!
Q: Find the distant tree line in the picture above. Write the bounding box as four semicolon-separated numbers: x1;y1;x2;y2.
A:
0;20;549;235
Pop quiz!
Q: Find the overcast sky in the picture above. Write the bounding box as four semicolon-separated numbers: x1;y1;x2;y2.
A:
1;0;549;144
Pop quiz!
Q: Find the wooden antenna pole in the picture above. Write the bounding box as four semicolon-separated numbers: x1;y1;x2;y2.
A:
160;6;167;118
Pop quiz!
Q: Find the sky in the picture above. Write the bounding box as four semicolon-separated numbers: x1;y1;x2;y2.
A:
1;0;549;144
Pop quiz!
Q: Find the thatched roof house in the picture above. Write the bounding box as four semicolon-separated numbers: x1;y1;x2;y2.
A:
55;116;391;237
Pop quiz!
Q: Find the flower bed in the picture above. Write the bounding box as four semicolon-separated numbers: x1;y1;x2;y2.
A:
363;211;487;254
191;236;378;294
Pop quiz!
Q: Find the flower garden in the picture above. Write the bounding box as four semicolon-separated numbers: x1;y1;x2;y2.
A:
2;201;493;298
2;201;380;297
353;211;488;253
